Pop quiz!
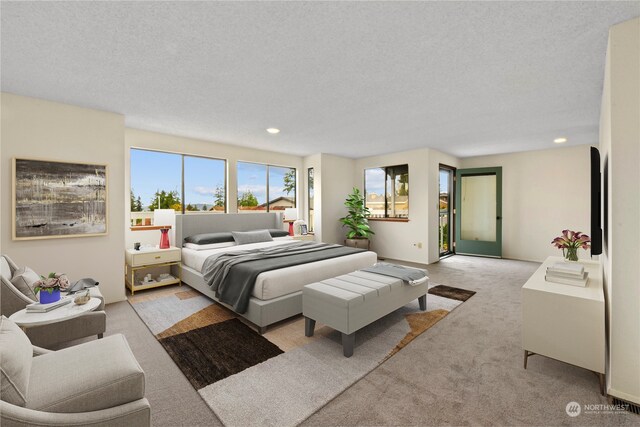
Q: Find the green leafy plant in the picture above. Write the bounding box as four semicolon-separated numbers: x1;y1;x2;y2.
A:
339;187;375;239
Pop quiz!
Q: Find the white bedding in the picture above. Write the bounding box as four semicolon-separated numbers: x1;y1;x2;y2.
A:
182;240;377;301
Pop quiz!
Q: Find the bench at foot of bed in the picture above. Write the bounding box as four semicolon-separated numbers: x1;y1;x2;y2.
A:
302;270;428;357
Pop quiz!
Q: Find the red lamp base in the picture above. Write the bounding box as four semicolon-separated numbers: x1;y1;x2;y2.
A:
159;228;170;249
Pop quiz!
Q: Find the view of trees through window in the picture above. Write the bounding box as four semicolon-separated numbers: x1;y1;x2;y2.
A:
237;162;296;212
364;164;409;218
308;168;314;232
130;149;226;220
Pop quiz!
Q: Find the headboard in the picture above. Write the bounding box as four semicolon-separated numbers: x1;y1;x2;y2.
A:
176;212;283;246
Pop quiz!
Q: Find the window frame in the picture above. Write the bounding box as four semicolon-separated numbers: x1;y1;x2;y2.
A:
236;160;297;213
364;164;409;220
129;147;228;215
307;167;314;232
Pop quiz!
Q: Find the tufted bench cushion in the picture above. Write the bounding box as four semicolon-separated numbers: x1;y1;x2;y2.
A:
303;269;428;357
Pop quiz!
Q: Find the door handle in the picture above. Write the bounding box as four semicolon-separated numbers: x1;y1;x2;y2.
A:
497;216;502;220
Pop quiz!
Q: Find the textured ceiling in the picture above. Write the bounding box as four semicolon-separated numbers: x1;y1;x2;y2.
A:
1;2;638;158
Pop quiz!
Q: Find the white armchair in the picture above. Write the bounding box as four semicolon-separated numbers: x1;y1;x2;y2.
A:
0;254;106;348
0;316;150;426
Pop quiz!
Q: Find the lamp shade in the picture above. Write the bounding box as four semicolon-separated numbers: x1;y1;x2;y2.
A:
283;208;298;221
153;209;176;247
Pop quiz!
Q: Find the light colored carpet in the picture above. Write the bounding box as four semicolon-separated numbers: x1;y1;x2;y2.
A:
90;255;639;426
303;255;639;426
128;281;470;427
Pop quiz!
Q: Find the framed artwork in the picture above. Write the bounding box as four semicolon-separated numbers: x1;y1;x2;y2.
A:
300;224;308;235
12;158;108;240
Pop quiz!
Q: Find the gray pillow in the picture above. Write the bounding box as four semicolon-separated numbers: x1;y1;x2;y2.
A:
0;257;12;280
10;266;39;301
184;232;234;245
232;229;274;245
0;316;33;407
268;229;290;238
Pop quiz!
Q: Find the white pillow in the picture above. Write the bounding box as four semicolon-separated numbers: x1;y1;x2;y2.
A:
183;241;237;251
10;266;39;301
0;316;33;407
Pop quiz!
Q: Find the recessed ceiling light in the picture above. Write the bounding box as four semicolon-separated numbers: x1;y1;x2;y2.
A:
554;137;567;144
266;128;280;134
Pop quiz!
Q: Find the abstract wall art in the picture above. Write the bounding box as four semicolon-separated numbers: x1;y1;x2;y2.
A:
13;158;108;240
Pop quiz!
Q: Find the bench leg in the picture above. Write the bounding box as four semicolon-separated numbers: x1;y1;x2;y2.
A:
418;294;426;311
342;332;355;358
305;317;316;337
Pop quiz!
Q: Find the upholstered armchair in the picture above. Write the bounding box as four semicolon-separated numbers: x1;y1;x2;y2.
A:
0;254;106;348
0;316;150;426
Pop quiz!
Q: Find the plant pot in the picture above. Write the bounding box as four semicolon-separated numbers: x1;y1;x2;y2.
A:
39;288;61;304
345;238;370;250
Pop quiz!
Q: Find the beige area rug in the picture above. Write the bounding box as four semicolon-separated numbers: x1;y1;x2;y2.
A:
129;283;475;426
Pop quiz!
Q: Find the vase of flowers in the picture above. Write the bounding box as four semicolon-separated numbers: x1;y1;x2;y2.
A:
34;273;70;304
551;230;591;262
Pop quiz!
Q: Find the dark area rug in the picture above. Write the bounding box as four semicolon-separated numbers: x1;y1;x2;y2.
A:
159;318;283;389
429;284;476;301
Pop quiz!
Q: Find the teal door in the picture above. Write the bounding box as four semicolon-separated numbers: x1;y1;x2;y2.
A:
454;167;502;257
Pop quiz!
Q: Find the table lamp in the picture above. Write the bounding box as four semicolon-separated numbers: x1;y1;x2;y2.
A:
153;209;176;249
283;208;298;236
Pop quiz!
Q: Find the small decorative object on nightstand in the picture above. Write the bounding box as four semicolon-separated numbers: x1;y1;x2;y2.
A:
125;246;181;295
292;232;315;242
284;208;298;236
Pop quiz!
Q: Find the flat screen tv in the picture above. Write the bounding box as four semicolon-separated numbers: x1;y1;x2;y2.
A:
590;147;603;255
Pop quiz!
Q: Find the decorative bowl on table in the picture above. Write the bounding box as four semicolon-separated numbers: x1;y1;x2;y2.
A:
74;290;91;305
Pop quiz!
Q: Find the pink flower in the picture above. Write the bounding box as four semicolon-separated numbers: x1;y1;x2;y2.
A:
551;230;591;251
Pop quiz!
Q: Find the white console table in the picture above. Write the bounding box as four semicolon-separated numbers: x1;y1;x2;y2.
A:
522;256;605;394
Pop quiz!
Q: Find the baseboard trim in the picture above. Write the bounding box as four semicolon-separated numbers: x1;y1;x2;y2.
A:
608;388;640;405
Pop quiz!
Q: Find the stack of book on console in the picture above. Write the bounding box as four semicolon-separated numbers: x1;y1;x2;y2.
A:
545;262;589;287
26;296;72;313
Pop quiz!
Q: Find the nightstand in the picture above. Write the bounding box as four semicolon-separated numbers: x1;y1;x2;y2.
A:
292;233;315;242
125;246;181;295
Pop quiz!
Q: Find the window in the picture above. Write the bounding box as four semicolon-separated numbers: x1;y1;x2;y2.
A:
308;168;314;232
365;164;409;218
184;155;227;213
130;149;182;217
237;162;296;212
130;149;227;220
439;165;455;256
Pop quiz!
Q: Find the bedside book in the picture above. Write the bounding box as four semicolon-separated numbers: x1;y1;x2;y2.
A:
26;296;72;313
545;269;588;280
545;273;589;287
548;262;584;276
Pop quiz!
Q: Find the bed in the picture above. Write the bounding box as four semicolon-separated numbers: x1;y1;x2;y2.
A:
173;213;377;333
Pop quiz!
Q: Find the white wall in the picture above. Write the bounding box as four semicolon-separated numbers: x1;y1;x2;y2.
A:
599;17;640;404
124;128;303;247
1;93;126;304
319;154;356;245
461;145;591;263
354;148;460;264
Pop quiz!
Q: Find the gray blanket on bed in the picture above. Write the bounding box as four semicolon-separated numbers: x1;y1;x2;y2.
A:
201;241;364;314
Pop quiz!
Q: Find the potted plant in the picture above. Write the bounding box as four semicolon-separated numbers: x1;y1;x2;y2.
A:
339;187;374;250
34;272;70;304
